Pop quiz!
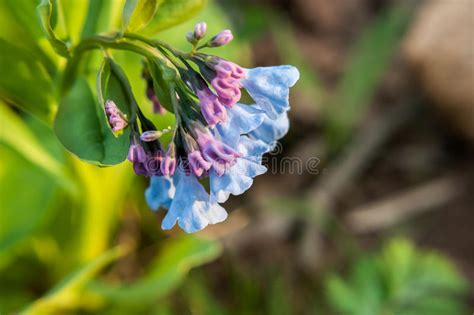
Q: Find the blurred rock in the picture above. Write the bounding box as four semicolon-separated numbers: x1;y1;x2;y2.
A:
404;0;474;140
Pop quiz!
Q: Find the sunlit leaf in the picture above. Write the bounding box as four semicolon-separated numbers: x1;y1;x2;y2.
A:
4;0;45;39
61;0;90;42
0;104;77;195
123;0;162;32
0;40;55;123
72;160;134;263
88;236;221;305
0;145;58;254
22;245;130;314
54;77;131;165
139;0;207;35
37;0;70;57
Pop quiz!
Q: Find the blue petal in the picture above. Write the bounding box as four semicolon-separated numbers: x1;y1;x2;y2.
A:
161;169;228;233
210;136;268;203
237;135;270;162
249;111;290;148
215;103;265;146
145;176;175;210
242;66;299;119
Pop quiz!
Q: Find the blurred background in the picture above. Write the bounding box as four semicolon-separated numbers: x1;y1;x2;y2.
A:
0;0;473;314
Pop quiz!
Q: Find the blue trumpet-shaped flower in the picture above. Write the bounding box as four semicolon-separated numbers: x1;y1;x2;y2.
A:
214;103;265;146
160;169;228;233
210;136;269;203
249;110;290;148
139;25;299;233
242;65;300;119
145;176;174;210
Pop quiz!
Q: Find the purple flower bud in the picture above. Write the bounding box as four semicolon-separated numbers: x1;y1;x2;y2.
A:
186;31;195;44
211;77;241;108
105;101;119;115
161;155;177;176
197;88;227;127
194;22;207;40
214;60;246;80
104;100;128;133
140;130;162;142
146;87;166;115
196;129;241;176
133;162;148;176
209;29;233;47
128;144;146;163
188;150;212;177
144;151;163;176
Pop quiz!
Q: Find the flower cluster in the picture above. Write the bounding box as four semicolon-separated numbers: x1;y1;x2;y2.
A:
107;23;299;233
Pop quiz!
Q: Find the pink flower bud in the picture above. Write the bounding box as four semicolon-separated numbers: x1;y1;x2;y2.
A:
104;100;128;133
197;88;227;127
140;130;162;142
188;150;211;177
128;144;146;163
194;22;207;40
161;155;177;176
209;30;233;47
214;60;245;80
144;151;163;176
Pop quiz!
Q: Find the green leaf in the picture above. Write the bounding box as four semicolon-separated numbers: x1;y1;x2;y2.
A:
0;104;77;195
88;236;221;305
146;58;176;113
378;239;468;314
97;58;112;106
324;238;469;315
139;0;207;35
61;0;89;42
4;0;45;39
72;161;134;263
325;274;359;314
123;0;162;32
54;77;131;166
37;0;70;57
0;145;58;254
22;245;130;314
0;0;59;73
0;39;55;123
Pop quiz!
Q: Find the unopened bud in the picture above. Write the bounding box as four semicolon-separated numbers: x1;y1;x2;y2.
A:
140;128;172;142
208;30;233;47
104;100;128;133
194;22;207;40
186;31;195;44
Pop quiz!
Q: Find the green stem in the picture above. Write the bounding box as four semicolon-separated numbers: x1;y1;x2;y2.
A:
62;35;175;95
122;32;190;58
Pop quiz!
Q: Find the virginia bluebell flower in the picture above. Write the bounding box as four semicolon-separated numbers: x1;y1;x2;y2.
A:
145;175;174;210
160;169;228;233
119;23;299;233
242;66;300;119
210;135;268;202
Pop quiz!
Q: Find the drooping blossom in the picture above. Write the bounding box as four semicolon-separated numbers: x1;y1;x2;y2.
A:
128;22;299;233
